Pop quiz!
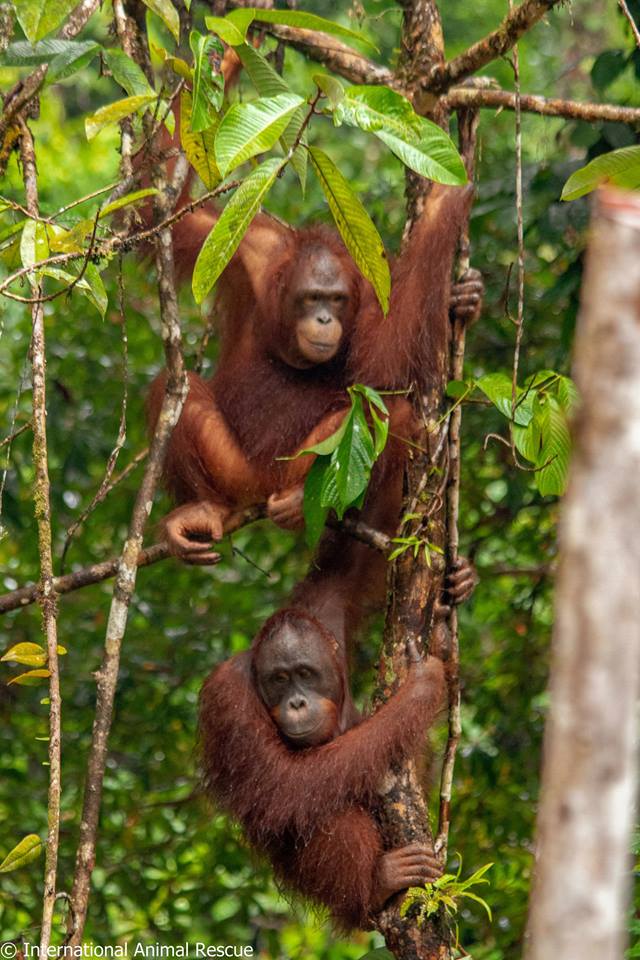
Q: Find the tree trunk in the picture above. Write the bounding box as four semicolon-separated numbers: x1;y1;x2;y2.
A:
525;187;640;960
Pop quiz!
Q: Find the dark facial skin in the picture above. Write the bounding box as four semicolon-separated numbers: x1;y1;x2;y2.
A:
283;249;353;368
254;624;342;748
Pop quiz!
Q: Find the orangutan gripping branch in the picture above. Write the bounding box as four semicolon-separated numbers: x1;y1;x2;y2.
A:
148;184;481;564
199;609;447;931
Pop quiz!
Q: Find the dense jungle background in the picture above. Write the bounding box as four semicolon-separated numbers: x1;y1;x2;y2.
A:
1;0;639;956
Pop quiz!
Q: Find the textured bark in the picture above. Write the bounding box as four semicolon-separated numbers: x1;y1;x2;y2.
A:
525;189;640;960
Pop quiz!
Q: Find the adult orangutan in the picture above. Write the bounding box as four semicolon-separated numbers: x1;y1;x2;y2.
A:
147;183;482;563
199;608;448;930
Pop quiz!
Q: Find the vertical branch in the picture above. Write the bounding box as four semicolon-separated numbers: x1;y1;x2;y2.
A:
435;109;479;860
19;121;62;953
524;188;640;960
67;0;188;943
509;21;525;423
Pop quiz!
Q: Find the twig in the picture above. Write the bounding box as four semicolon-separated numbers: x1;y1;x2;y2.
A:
426;0;565;92
445;85;640;125
19;120;62;954
67;2;188;941
0;507;392;616
619;0;640;47
510;41;526;455
60;258;130;572
0;420;30;449
435;108;479;861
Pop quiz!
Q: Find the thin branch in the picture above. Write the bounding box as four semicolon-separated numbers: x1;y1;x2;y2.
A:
67;1;188;941
427;0;564;92
619;0;640;47
0;509;391;616
435;108;479;862
60;259;130;572
0;420;30;449
446;85;640;126
20;120;62;954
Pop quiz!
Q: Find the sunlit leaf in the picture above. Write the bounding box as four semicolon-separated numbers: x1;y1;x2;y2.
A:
40;263;108;317
1;642;46;666
102;47;154;97
0;835;43;872
180;90;220;189
192;157;282;303
8;668;51;685
14;0;78;43
85;93;158;140
204;15;246;46
215;93;304;177
308;146;390;314
99;188;158;219
20;218;49;269
534;397;571;497
189;31;224;133
561;145;640;201
236;43;307;191
141;0;180;42
245;8;377;52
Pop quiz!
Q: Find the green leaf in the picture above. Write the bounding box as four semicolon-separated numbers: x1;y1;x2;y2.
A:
336;86;466;185
476;372;534;426
534;397;572;497
245;8;377;53
141;0;180;42
102;47;154;97
180;90;220;189
215;93;304;177
308;146;390;314
47;39;100;82
236;43;307;191
189;31;224;133
319;399;375;516
556;374;579;412
20;218;49;269
1;37;94;65
303;456;331;547
152;43;191;80
0;835;43;872
99;188;158;219
513;419;542;463
1;642;46;666
40;263;107;317
192;157;282;303
204;15;247;46
8;668;51;685
561;145;640;201
358;950;395;960
314;73;344;107
14;0;78;43
85;93;158;140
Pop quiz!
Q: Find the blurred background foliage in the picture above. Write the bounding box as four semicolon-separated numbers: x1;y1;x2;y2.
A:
1;0;639;957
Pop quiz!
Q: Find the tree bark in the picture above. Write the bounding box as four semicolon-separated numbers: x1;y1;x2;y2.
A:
525;188;640;960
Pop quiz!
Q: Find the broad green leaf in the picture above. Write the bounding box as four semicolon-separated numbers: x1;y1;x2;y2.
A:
446;379;471;399
513;419;542;464
20;218;49;268
215;93;304;177
476;372;534;426
189;31;224;133
1;642;46;666
303;456;330;547
204;15;246;46
236;43;307;191
359;950;395;960
180;90;220;189
152;42;191;80
85;93;158;140
192;157;282;303
225;7;255;36
320;400;375;516
0;835;43;873
99;188;158;219
308;146;390;314
1;37;92;64
245;8;377;52
8;668;51;685
102;47;154;97
291;417;348;458
556;374;579;412
335;86;466;184
561;145;640;201
534;397;571;497
141;0;180;42
47;39;100;82
314;73;344;107
40;264;107;317
14;0;78;42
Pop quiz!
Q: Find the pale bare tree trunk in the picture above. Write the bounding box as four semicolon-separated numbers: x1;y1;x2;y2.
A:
525;187;640;960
